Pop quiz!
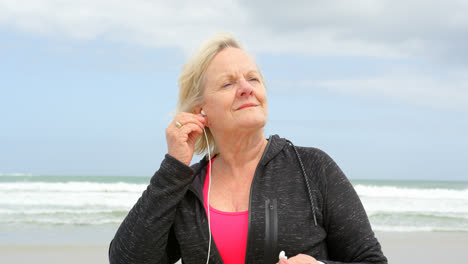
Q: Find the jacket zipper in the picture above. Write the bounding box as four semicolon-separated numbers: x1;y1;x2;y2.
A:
244;136;272;264
264;199;278;264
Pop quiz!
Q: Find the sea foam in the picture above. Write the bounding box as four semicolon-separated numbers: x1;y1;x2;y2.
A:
1;176;467;232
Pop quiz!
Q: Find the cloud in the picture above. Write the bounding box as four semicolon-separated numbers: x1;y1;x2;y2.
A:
0;0;246;53
1;0;468;62
1;0;467;110
288;67;468;111
241;0;468;61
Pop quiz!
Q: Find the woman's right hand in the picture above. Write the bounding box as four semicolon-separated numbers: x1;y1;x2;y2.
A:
277;254;321;264
166;112;206;166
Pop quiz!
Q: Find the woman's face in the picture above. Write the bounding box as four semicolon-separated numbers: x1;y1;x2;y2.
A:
202;47;268;134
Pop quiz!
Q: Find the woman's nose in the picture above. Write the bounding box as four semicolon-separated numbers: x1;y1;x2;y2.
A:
236;78;254;98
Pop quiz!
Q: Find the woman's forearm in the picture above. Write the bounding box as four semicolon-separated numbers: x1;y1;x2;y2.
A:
109;154;194;264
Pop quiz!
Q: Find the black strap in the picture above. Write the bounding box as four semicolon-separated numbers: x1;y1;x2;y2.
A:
286;140;318;226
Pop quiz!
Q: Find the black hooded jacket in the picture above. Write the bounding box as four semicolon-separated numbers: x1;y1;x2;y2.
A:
109;135;387;264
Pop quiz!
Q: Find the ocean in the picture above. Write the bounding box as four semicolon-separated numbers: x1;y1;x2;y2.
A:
1;174;467;245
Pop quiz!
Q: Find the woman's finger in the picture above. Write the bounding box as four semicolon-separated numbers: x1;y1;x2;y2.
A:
167;115;205;135
285;254;318;264
179;123;204;138
170;119;205;134
173;113;205;127
165;112;206;165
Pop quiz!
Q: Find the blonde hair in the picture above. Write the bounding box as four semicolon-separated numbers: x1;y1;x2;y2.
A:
176;32;261;159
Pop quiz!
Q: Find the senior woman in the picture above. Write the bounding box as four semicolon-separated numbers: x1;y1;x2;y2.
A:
109;32;387;264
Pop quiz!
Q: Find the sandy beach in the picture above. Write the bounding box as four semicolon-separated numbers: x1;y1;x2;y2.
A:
0;244;109;264
1;232;466;263
377;232;468;263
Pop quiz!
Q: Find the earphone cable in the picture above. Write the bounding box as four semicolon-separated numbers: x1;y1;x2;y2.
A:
203;128;212;264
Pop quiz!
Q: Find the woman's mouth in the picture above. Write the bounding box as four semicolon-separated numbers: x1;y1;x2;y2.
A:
236;103;258;110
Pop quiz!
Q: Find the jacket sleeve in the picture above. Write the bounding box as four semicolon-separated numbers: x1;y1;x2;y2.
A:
319;151;387;264
109;154;195;264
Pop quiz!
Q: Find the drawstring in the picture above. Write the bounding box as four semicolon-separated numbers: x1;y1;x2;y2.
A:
286;140;318;226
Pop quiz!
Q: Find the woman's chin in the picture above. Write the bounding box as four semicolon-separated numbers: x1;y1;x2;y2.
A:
236;118;267;131
212;114;267;133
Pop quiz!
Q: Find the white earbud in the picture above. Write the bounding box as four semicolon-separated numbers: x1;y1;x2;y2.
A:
279;251;288;260
201;109;206;116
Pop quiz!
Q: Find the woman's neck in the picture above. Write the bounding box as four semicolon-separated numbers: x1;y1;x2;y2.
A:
211;129;268;180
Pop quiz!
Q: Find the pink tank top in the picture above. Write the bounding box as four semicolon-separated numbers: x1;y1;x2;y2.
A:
203;160;249;264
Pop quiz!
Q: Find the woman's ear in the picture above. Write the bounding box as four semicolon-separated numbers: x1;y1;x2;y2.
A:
193;107;210;126
192;107;201;115
192;106;205;115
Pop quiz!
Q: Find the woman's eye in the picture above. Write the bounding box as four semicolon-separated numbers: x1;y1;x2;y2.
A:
222;83;231;88
249;78;259;82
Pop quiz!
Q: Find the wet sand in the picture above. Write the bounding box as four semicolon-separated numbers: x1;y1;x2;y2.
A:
1;232;466;263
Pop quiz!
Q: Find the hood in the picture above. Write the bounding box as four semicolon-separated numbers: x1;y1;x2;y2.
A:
259;134;288;166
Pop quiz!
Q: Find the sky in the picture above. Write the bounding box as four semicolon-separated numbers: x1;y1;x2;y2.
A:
1;0;467;181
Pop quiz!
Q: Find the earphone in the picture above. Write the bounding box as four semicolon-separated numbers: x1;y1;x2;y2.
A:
201;108;212;264
279;251;288;260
